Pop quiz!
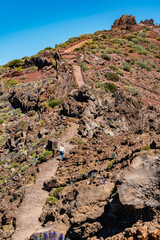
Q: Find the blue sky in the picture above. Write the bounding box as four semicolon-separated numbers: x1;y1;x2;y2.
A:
0;0;160;65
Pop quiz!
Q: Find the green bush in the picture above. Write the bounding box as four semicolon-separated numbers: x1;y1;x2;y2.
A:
105;72;120;82
20;165;29;172
99;44;106;49
53;187;64;198
92;36;99;41
143;27;150;32
124;86;141;96
9;163;19;169
79;33;92;39
67;37;79;44
129;49;134;53
138;50;148;55
48;99;61;108
5;59;23;69
136;61;151;71
117;70;124;76
138;32;146;38
106;48;116;54
109;65;119;71
149;43;158;51
110;152;117;159
96;82;118;93
74;47;81;52
107;160;113;169
81;62;88;71
72;83;78;88
101;34;111;39
29;66;38;71
36;150;53;164
123;62;131;72
110;38;124;45
141;145;150;151
44;47;53;50
156;37;160;41
150;63;156;69
89;44;98;49
6;79;18;86
101;54;111;61
91;49;99;54
45;196;58;205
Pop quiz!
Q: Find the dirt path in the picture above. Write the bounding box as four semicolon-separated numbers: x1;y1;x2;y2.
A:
12;123;78;240
73;65;85;87
64;39;89;53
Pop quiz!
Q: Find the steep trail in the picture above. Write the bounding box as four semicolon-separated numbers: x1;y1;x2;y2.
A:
63;39;89;53
73;64;86;87
12;123;78;240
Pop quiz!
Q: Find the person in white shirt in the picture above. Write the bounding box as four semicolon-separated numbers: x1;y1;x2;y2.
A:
59;144;65;160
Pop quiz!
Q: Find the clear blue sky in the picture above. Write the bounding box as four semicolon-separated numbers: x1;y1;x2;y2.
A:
0;0;160;65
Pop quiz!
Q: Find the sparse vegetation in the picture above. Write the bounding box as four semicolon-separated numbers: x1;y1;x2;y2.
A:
141;145;150;151
48;99;61;108
109;65;119;71
96;82;118;93
53;187;64;198
123;62;131;72
105;72;120;82
124;86;141;96
5;59;23;69
45;196;58;205
36;150;53;164
81;62;88;71
101;54;111;60
107;160;113;170
110;152;117;159
136;61;151;71
5;79;18;86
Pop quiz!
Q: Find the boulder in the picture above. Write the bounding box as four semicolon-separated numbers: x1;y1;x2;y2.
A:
118;153;160;209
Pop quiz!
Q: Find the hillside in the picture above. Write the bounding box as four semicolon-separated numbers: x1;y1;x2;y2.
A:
0;14;160;240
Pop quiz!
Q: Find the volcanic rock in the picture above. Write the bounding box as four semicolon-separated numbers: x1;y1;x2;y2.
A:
112;14;137;29
118;153;160;209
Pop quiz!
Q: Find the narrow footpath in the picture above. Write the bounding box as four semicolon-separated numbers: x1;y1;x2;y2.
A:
73;64;86;87
12;123;78;240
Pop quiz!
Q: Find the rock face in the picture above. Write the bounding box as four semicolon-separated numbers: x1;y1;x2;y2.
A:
8;89;39;113
24;56;52;69
112;14;137;29
118;153;160;209
140;19;154;25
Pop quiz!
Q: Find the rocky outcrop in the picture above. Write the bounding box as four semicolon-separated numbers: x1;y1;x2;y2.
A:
62;86;160;137
118;153;160;209
140;19;154;25
112;14;137;30
24;56;52;69
8;90;39;113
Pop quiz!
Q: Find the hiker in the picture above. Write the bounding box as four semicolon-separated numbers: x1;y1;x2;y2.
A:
59;144;65;160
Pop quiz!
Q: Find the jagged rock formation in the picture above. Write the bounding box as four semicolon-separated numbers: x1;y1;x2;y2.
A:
112;14;137;29
140;19;155;25
24;56;53;70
